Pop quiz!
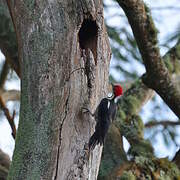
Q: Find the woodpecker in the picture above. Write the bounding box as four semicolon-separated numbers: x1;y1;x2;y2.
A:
84;84;123;150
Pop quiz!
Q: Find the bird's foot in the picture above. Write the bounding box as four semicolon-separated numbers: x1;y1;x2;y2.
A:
82;107;94;117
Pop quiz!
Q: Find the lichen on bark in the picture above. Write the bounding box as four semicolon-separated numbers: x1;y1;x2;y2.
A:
7;0;111;179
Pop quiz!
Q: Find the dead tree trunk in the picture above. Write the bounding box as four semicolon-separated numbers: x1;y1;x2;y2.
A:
7;1;111;179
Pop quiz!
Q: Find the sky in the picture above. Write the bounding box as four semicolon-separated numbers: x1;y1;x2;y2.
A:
0;52;20;157
0;0;180;159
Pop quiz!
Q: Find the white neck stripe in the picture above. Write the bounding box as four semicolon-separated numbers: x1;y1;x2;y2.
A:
107;101;110;109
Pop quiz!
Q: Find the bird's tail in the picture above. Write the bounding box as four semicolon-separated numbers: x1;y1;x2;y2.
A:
88;131;104;150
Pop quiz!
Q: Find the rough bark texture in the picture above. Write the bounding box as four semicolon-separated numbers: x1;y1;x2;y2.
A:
7;1;111;179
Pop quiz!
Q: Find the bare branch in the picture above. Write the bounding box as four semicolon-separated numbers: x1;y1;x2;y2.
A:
0;89;20;103
145;120;180;128
0;96;16;139
151;6;180;11
116;0;180;118
0;60;9;89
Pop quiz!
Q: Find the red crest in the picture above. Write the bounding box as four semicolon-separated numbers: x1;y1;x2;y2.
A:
113;85;123;97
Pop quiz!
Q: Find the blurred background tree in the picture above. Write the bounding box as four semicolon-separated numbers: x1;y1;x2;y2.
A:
98;0;180;179
104;0;180;158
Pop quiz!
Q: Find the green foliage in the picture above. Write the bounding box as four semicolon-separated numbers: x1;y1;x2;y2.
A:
134;157;180;179
0;6;17;56
120;171;136;180
119;115;144;140
164;55;174;73
163;39;180;74
128;140;154;157
144;3;159;45
105;0;180;153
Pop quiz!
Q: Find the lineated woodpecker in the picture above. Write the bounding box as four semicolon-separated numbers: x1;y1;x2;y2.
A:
84;84;123;150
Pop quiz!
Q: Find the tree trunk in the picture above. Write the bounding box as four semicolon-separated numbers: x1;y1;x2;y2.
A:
7;1;111;179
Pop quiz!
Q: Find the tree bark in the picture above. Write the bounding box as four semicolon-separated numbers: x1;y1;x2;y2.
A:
7;1;111;179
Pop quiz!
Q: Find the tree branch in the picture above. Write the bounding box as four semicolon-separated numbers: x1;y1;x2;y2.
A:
0;96;16;139
151;6;180;11
145;120;180;128
116;0;180;118
101;40;180;178
0;60;9;89
0;89;20;103
164;39;180;75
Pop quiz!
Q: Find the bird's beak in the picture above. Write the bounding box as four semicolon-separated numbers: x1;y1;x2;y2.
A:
108;83;114;93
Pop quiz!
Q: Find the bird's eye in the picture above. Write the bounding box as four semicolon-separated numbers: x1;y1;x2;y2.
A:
108;92;113;98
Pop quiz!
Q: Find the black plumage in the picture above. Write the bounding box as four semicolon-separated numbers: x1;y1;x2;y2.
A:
89;97;117;150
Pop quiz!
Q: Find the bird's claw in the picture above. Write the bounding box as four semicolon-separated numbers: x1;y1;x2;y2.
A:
82;107;94;116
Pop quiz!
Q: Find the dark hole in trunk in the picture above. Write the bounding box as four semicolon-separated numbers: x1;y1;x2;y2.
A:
78;19;98;64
